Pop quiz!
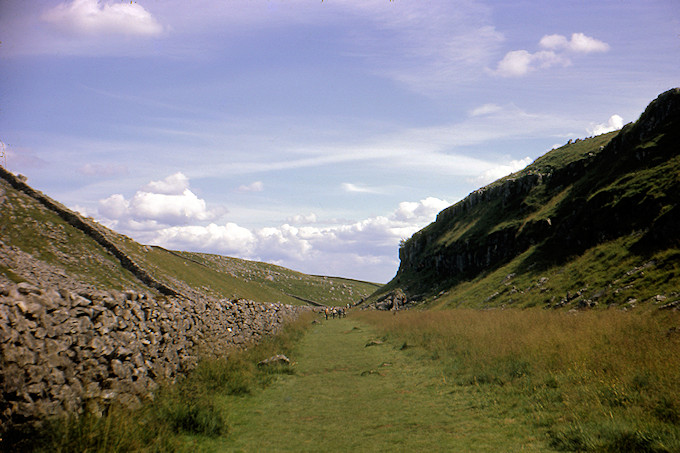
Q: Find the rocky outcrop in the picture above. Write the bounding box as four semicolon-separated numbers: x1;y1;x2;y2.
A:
0;282;307;427
368;289;409;311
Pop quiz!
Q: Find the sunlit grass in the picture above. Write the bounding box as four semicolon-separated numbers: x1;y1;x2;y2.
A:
357;308;680;451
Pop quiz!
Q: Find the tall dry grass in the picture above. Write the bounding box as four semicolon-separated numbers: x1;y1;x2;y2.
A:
357;308;680;451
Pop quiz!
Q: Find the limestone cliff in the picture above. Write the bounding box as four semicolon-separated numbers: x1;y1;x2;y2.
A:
388;88;680;306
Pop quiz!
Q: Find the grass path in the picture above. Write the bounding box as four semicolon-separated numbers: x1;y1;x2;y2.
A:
199;316;547;452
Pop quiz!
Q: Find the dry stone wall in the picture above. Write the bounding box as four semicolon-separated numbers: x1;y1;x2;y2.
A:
0;281;308;427
0;166;314;431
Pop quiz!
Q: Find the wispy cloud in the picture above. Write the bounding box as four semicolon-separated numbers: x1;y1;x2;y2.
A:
470;103;503;117
340;1;503;94
341;182;382;194
78;163;128;178
176;104;584;180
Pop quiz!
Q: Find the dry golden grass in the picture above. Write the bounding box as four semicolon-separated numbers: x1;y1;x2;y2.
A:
357;308;680;451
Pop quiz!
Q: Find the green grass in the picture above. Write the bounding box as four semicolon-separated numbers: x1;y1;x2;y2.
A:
9;308;678;451
0;180;145;290
529;132;617;173
169;250;382;306
357;309;680;452
214;316;546;452
428;235;680;310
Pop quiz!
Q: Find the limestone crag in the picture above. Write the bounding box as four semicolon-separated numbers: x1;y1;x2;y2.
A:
396;88;680;295
0;282;307;427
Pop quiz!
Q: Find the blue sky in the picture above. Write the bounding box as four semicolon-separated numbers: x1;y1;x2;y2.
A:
1;0;678;283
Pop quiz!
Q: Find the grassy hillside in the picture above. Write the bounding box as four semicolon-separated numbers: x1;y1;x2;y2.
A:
375;88;680;309
0;170;379;306
0;178;146;291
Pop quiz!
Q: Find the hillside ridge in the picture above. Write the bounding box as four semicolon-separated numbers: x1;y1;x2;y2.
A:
0;166;180;297
376;88;680;309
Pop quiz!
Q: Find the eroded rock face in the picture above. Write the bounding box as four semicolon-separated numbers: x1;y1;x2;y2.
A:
371;289;409;311
0;283;307;427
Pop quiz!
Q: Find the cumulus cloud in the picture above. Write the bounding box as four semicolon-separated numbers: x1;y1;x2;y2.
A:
469;157;533;185
494;49;568;77
95;173;451;281
237;181;264;193
286;213;318;225
42;0;164;37
392;197;450;222
144;195;451;281
153;222;257;256
539;33;610;53
97;172;223;228
493;32;609;77
143;172;189;195
587;114;624;136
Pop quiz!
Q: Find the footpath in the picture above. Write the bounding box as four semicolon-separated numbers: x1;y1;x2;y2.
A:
205;316;545;452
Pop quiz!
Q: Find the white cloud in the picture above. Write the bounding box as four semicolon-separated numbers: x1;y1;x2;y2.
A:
78;163;128;177
153;222;257;256
146;195;450;281
494;50;534;77
470;103;503;117
95;174;451;281
42;0;164;37
569;33;609;53
494;49;569;77
538;34;570;51
587;114;624;136
143;172;190;195
469;157;533;185
341;183;382;194
97;172;223;227
286;213;318;225
237;181;264;193
540;33;610;53
392;197;450;222
494;32;608;77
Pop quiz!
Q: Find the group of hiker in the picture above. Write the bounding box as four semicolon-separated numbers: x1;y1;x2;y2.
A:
323;305;349;319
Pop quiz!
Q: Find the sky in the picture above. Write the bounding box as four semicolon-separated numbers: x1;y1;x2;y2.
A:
1;1;678;283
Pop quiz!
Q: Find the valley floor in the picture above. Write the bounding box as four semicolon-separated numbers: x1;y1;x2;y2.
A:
193;316;546;452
